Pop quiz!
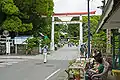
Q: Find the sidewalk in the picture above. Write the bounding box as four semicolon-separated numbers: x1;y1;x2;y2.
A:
0;44;79;60
0;55;36;59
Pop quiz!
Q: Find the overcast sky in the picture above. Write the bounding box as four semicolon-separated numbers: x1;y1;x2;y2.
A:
53;0;103;15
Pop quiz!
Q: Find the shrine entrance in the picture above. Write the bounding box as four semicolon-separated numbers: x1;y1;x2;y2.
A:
50;11;96;52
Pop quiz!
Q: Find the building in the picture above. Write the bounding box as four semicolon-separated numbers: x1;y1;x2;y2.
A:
97;0;120;70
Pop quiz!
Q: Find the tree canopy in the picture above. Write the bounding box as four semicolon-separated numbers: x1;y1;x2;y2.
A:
1;0;19;15
0;0;54;35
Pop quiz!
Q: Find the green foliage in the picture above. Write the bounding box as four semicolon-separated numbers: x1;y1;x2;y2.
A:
54;32;59;44
31;17;52;37
1;0;19;15
25;37;40;51
66;16;100;42
2;16;22;32
0;0;54;35
69;39;78;44
0;0;33;33
2;0;13;3
73;70;80;76
2;16;33;32
69;59;76;66
19;12;29;19
0;12;5;25
64;34;68;39
14;0;54;16
67;17;79;37
41;37;50;47
68;24;79;37
91;30;106;52
34;0;54;16
20;23;33;32
0;0;54;52
82;16;100;42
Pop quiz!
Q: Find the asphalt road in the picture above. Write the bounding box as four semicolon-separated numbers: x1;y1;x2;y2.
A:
0;60;69;80
0;45;78;80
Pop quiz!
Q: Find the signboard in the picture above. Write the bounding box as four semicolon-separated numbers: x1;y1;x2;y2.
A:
44;36;48;39
14;36;32;44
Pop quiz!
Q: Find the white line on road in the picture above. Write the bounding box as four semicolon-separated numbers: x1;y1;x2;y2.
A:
45;68;61;80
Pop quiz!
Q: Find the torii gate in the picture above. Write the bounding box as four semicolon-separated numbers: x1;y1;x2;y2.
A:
51;11;96;51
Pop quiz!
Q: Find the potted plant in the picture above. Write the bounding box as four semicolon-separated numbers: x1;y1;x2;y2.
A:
73;70;80;80
69;59;76;66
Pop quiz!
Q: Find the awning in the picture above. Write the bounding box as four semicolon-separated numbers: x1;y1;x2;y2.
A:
96;0;114;32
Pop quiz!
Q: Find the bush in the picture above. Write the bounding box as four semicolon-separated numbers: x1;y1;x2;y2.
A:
25;37;40;54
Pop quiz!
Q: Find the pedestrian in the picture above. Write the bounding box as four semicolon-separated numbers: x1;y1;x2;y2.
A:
68;42;70;47
85;57;104;80
55;44;57;50
80;45;84;56
43;46;48;63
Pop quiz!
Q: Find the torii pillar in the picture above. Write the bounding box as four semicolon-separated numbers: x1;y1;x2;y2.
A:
79;15;83;54
51;16;55;50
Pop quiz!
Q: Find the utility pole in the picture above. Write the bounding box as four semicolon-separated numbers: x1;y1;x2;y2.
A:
87;0;91;58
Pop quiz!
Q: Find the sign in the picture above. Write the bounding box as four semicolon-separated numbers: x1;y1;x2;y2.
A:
44;36;48;39
14;36;32;44
3;30;9;37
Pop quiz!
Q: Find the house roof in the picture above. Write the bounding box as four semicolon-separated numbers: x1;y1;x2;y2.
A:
96;0;120;32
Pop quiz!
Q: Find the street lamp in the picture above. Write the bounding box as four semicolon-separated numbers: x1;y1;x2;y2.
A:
87;0;91;58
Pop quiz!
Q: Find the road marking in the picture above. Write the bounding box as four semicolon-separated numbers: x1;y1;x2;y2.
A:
45;68;61;80
0;59;26;68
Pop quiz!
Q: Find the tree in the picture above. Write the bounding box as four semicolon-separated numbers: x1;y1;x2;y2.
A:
91;30;106;53
2;16;22;32
0;0;54;34
1;0;19;15
2;16;33;32
0;0;33;33
0;0;54;55
14;0;54;16
82;16;100;42
54;31;59;44
68;17;79;38
13;0;54;38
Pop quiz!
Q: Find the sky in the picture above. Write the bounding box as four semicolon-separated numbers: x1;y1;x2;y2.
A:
53;0;102;14
53;0;103;21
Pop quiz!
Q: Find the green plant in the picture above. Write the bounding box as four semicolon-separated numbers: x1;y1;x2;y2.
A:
41;36;50;48
73;70;80;76
69;59;76;66
91;30;106;53
25;37;40;54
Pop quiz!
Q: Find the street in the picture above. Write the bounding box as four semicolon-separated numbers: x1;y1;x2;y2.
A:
0;45;79;80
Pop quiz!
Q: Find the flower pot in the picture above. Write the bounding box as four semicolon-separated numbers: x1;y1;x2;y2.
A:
75;74;80;80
